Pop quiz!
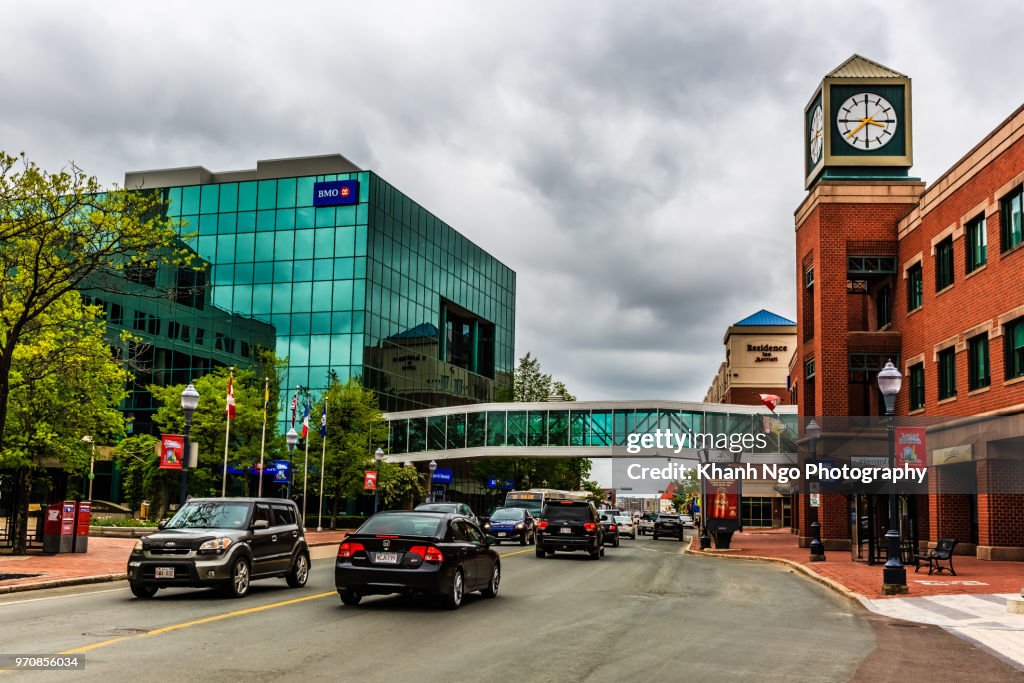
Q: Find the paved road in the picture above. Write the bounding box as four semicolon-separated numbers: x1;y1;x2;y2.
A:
0;533;1018;682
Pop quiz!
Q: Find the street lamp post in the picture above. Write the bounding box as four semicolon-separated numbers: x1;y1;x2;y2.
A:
807;419;825;562
878;360;908;595
373;448;384;513
428;459;437;503
286;428;298;500
698;448;712;549
82;436;95;502
179;383;200;507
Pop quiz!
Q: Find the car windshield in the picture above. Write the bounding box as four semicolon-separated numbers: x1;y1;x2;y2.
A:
358;513;445;537
615;516;631;524
545;504;590;522
166;501;250;529
415;504;459;513
490;508;525;521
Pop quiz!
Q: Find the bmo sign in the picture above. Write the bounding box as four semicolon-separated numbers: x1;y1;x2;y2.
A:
313;179;359;207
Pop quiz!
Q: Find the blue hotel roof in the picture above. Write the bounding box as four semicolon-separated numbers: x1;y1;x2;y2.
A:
733;309;796;327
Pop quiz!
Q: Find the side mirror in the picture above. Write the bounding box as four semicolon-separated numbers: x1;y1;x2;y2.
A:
253;519;270;530
157;520;167;530
485;535;498;545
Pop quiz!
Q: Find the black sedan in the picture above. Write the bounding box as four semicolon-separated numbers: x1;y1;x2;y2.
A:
335;510;500;610
599;513;620;548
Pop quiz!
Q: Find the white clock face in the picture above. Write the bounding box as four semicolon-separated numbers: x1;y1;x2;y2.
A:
836;92;898;150
809;104;823;163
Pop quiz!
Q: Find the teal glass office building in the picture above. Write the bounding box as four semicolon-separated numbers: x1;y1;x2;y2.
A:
126;155;515;421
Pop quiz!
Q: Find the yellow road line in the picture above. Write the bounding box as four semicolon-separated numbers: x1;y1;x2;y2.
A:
59;591;336;655
500;548;534;557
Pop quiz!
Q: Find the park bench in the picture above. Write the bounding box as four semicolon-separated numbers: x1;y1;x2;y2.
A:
913;538;957;576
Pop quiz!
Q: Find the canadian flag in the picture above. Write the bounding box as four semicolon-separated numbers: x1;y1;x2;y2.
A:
758;393;781;412
226;375;236;419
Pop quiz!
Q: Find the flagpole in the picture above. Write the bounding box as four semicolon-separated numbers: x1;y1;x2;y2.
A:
317;397;327;532
301;394;310;531
258;377;269;498
222;367;234;498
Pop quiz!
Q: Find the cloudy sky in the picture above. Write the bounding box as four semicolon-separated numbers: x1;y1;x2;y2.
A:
3;1;1023;401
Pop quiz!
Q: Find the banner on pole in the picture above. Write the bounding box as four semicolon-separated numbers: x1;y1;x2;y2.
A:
159;434;184;470
895;427;926;469
364;471;377;490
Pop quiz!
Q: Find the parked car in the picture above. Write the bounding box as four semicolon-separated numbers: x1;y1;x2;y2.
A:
414;502;479;527
483;507;536;545
335;510;500;610
536;499;604;559
653;513;685;541
679;514;695;528
126;498;310;599
614;515;636;539
599;512;620;547
638;512;657;535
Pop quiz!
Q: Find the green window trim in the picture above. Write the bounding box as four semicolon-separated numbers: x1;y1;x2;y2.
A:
906;263;923;311
934;237;954;291
1001;186;1024;252
967;335;990;391
937;347;957;400
965;215;987;273
909;363;925;411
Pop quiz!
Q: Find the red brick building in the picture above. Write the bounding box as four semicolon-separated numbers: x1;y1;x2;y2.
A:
790;55;1024;561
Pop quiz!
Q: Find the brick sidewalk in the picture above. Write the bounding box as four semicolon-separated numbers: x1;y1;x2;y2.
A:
0;529;349;594
689;528;1024;599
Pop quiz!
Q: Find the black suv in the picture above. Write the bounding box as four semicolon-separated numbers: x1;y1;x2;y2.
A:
535;500;604;559
127;498;310;599
653;513;685;541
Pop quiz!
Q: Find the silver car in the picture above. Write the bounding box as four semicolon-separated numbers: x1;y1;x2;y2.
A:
614;515;636;539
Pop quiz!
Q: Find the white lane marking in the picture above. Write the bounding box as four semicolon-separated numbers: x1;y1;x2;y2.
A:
0;587;128;607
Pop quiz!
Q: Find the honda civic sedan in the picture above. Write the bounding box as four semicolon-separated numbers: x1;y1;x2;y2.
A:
335;510;500;610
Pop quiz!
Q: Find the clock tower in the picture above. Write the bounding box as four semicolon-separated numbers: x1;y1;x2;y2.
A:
804;54;913;189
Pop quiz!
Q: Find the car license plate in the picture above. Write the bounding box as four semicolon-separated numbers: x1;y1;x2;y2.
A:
497;532;507;537
560;527;572;534
155;567;174;579
373;552;399;564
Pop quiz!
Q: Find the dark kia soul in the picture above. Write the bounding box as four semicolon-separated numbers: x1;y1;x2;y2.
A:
127;498;310;599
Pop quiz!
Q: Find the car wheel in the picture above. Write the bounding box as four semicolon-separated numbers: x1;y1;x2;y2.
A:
519;531;528;546
286;552;310;588
443;568;465;610
481;562;500;598
225;557;251;598
589;547;601;560
130;582;158;599
613;536;620;548
535;546;545;558
339;588;361;606
653;533;659;541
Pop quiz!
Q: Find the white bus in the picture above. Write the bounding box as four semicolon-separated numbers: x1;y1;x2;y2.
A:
504;489;588;517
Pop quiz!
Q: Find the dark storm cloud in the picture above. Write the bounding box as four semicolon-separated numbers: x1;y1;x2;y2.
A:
2;0;1022;401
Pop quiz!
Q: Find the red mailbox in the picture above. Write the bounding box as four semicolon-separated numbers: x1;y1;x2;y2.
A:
73;501;91;553
43;500;76;553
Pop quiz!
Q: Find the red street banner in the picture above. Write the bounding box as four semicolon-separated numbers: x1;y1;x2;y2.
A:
895;427;926;469
160;434;184;470
707;479;739;519
364;471;377;490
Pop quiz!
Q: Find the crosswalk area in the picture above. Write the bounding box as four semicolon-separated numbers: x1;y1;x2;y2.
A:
861;593;1024;671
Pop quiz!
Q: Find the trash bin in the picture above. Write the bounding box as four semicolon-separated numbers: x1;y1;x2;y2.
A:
42;501;76;554
140;501;150;520
73;501;91;553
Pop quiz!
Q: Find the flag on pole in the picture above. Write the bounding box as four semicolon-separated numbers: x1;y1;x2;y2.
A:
320;402;327;438
290;390;298;427
758;393;781;412
301;400;310;440
263;379;270;422
226;373;236;419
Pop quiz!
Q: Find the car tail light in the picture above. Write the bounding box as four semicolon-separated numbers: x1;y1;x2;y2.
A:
408;545;444;563
583;522;596;532
337;542;365;559
537;521;549;530
610;525;617;531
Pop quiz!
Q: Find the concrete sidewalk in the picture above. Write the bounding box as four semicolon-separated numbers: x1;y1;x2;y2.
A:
688;528;1024;671
0;529;349;595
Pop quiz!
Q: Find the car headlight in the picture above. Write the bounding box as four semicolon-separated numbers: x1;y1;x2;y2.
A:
483;522;490;529
515;523;524;529
199;537;233;553
132;540;143;552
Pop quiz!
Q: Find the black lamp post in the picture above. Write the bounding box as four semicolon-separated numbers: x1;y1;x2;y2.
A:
807;419;825;562
428;459;437;503
878;360;908;594
179;383;200;507
373;448;384;513
286;427;298;500
699;448;712;549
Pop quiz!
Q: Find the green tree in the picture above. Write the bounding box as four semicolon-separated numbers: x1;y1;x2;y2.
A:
300;377;390;527
0;292;130;551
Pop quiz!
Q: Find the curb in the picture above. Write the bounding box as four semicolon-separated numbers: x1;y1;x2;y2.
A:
0;573;127;596
684;547;865;605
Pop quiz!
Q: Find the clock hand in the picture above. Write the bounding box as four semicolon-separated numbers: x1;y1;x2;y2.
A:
846;118;870;139
865;117;887;128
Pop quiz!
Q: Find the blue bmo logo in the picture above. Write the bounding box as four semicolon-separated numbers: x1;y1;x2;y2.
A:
313;180;359;207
